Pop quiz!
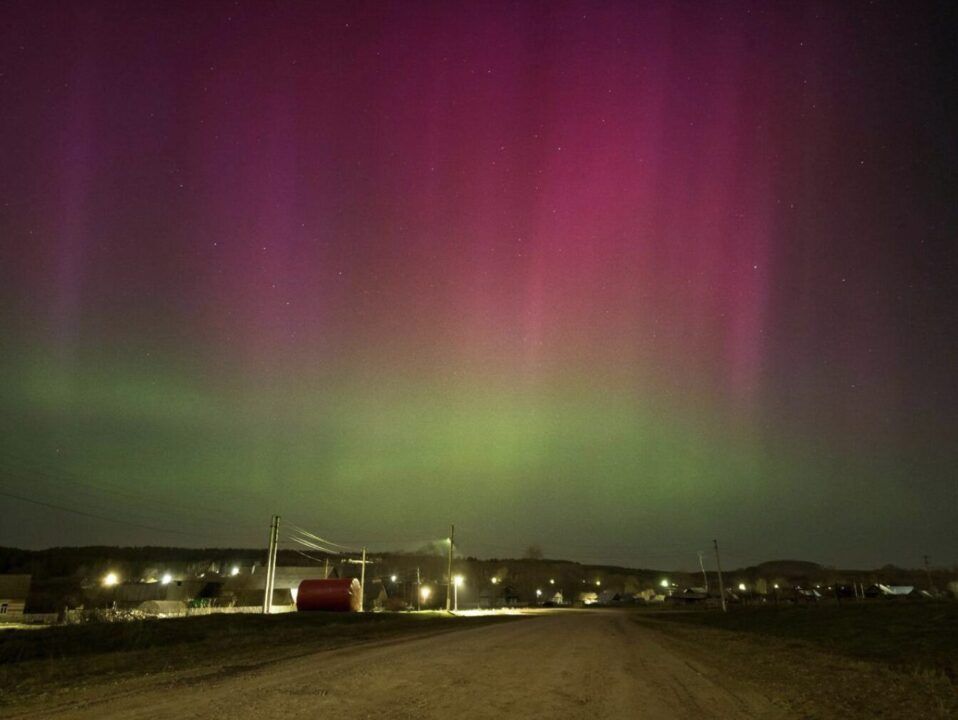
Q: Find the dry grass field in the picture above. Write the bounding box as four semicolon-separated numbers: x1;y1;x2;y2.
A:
2;605;956;718
0;611;515;706
633;602;958;718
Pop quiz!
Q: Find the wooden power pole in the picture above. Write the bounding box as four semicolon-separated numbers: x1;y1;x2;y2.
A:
924;555;935;593
446;524;455;611
359;546;367;612
263;515;280;614
713;539;727;612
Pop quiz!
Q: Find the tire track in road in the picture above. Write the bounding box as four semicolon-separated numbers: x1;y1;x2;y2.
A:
6;611;792;720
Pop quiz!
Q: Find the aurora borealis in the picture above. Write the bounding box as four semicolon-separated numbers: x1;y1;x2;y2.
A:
1;1;955;568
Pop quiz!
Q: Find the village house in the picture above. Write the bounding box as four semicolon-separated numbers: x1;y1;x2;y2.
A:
0;574;31;618
865;584;931;599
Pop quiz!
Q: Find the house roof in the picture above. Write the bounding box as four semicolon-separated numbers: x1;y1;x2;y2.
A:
0;574;31;599
878;584;915;595
247;566;330;589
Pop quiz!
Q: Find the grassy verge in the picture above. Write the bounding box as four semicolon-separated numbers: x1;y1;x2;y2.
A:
633;603;958;719
640;602;957;680
0;612;516;705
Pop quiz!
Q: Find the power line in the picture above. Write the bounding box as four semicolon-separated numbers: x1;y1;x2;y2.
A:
291;549;331;564
0;489;220;540
0;453;264;531
0;469;240;532
3;453;266;512
284;534;342;555
285;522;357;551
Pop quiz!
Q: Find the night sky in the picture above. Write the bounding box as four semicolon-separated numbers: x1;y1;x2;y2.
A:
1;1;956;569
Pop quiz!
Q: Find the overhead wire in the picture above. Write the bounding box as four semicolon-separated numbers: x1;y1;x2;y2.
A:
283;534;343;555
0;467;242;533
0;452;264;533
284;522;358;551
291;549;333;564
0;456;800;568
0;489;222;540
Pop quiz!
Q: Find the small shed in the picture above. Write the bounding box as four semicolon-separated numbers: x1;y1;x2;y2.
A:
0;575;32;618
138;600;188;616
367;580;390;611
666;589;709;605
500;585;521;606
876;584;918;598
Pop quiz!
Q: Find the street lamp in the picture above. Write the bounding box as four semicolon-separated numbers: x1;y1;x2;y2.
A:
452;574;464;611
491;577;499;585
738;583;747;592
549;578;555;585
660;579;669;588
230;566;240;576
536;588;542;599
420;586;432;603
160;573;173;585
102;572;119;587
390;574;397;583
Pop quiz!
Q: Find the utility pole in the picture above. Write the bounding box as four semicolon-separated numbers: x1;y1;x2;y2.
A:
698;551;709;592
416;566;422;611
713;539;727;613
923;555;934;593
263;515;280;614
359;547;367;612
445;524;455;611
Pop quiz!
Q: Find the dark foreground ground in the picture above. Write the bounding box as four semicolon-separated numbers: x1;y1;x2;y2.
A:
633;601;958;718
640;601;958;681
0;611;511;703
0;604;955;719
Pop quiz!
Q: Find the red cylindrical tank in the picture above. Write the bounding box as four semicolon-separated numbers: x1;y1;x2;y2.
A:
296;578;362;612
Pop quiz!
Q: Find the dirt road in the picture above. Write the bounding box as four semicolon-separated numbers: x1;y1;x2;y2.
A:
6;611;789;719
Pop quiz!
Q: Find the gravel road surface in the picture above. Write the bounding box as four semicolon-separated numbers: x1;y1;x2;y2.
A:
6;611;789;719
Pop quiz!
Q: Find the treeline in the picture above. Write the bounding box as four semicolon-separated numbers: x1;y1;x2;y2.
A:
0;546;268;580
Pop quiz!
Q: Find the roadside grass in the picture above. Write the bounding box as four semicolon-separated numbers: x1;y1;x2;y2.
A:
633;603;958;719
637;601;958;681
0;612;516;704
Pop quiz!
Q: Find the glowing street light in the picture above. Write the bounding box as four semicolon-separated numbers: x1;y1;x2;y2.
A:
230;566;240;576
549;578;555;585
420;586;432;602
102;572;119;587
452;574;464;611
738;583;747;592
535;588;543;598
595;580;601;587
390;575;398;583
660;579;670;588
490;577;499;584
161;573;173;585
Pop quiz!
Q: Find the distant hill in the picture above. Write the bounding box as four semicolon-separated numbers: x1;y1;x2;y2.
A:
1;546;943;613
753;560;823;577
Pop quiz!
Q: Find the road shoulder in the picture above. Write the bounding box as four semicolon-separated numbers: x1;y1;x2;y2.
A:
631;613;958;719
